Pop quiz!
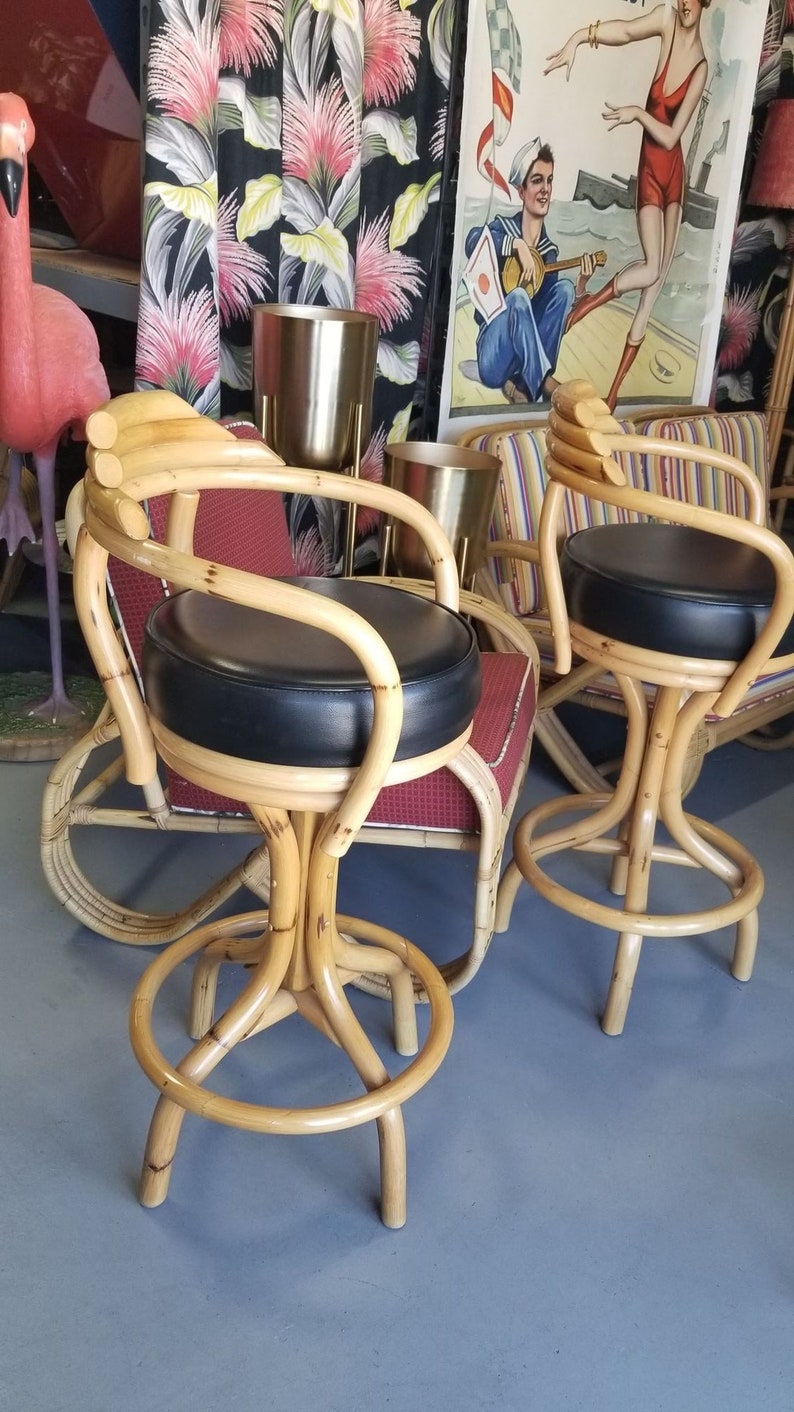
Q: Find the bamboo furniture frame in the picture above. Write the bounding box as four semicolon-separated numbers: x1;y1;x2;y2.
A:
771;425;794;534
495;380;794;1036
356;574;536;997
43;395;538;1001
69;389;502;1225
460;409;794;794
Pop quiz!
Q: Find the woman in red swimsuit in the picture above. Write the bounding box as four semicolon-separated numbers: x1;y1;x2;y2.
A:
545;1;710;409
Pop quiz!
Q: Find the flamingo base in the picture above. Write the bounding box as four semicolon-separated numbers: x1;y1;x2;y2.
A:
0;672;103;761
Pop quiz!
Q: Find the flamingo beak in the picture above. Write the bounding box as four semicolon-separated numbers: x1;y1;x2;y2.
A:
0;158;23;218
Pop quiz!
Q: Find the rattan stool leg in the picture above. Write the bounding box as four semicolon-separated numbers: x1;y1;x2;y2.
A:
334;922;419;1056
499;678;765;1033
188;906;422;1057
188;929;269;1039
732;912;759;981
138;905;294;1206
660;692;762;985
131;804;454;1225
306;842;408;1227
138;809;299;1206
601;685;680;1035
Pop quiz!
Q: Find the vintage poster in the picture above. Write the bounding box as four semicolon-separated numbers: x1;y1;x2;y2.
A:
437;0;770;439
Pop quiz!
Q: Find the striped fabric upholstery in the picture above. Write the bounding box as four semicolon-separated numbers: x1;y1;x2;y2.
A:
637;412;770;519
474;411;771;617
470;423;646;616
533;641;794;722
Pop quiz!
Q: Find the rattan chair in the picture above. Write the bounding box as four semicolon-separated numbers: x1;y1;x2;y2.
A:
44;394;538;998
69;389;494;1226
463;405;794;793
495;380;794;1036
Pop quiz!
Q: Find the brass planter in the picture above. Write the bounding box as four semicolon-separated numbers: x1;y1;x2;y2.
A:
251;303;379;470
383;441;502;586
251;304;379;573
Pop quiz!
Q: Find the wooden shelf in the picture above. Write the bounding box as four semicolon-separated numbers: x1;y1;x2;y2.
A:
31;246;139;322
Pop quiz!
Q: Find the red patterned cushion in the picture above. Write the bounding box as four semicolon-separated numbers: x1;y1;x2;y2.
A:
167;772;244;815
366;652;536;831
106;423;295;815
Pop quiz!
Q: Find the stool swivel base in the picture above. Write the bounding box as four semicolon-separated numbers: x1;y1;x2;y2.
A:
495;673;763;1036
131;805;454;1229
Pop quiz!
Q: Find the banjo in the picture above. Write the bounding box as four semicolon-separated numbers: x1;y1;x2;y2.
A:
502;246;607;297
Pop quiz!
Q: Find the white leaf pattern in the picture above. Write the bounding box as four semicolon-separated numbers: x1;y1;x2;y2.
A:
219;78;282;149
361;112;419;166
377;340;420;384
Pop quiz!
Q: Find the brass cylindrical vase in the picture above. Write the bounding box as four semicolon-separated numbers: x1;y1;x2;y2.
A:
251;304;379;573
383;441;502;586
251;303;379;469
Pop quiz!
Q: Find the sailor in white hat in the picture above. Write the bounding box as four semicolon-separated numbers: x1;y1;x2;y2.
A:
508;137;541;191
463;139;595;402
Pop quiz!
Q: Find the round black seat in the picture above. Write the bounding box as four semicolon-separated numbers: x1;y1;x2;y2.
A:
142;577;481;768
561;522;794;662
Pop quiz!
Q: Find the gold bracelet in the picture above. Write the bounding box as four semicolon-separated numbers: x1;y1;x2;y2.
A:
589;20;600;48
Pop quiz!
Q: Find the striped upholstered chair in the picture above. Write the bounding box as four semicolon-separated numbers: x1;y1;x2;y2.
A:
463;407;794;791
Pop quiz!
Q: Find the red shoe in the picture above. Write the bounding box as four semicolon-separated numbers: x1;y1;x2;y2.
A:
565;276;618;334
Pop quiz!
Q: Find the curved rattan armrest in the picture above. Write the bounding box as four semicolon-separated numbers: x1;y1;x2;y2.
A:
361;574;541;667
76;507;404;856
74;410;473;851
603;431;767;526
485;539;541;567
539;463;791;717
87;438;461;612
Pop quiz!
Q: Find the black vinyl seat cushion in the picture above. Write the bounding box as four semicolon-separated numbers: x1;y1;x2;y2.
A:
142;577;481;769
561;522;794;662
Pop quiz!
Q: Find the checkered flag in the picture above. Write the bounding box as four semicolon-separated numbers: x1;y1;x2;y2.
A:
477;0;522;194
487;0;522;94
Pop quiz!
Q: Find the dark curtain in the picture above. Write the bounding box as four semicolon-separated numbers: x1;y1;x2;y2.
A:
135;0;454;569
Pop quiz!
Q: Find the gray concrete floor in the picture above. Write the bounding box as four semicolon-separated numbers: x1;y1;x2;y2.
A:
1;733;794;1411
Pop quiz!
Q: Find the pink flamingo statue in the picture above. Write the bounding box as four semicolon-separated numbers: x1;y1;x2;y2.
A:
0;91;109;725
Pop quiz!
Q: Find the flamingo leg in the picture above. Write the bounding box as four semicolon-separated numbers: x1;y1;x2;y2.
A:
25;441;82;725
0;449;36;552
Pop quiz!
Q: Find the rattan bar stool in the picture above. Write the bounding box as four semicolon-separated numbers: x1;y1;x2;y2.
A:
71;391;482;1227
495;381;794;1036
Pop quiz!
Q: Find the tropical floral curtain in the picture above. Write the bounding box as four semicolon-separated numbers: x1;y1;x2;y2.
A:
716;0;794;463
135;0;453;570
